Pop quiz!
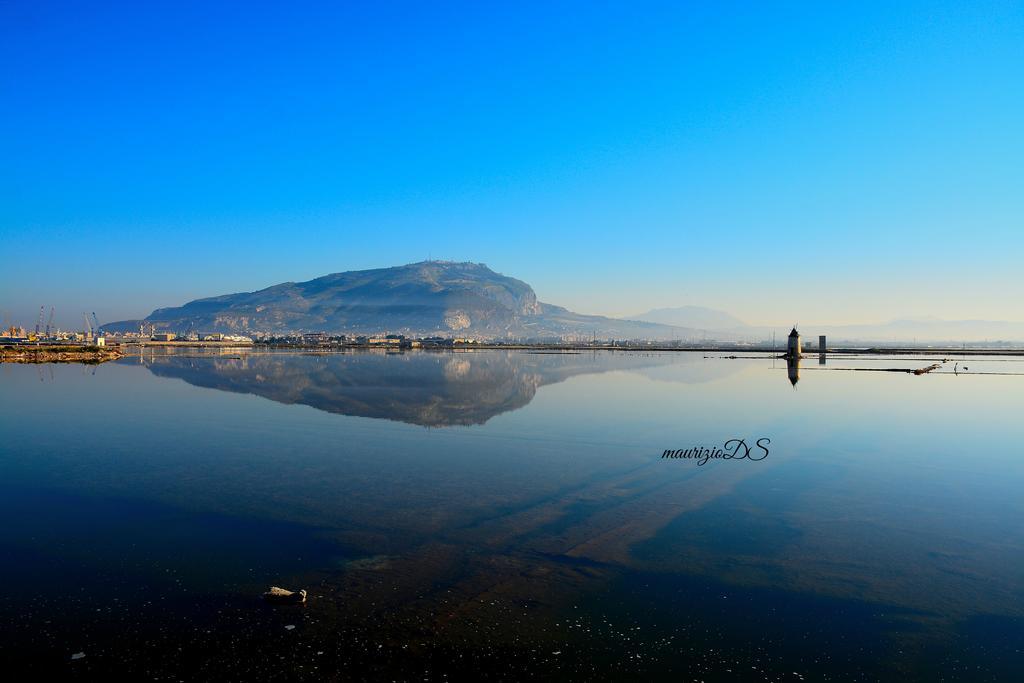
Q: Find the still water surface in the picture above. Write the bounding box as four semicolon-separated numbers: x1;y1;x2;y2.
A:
1;349;1022;679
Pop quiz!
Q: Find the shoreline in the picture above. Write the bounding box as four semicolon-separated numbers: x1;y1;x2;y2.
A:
0;345;124;364
253;343;1024;356
5;341;1023;363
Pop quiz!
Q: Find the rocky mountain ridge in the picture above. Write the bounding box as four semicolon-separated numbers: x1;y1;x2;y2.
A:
103;261;693;340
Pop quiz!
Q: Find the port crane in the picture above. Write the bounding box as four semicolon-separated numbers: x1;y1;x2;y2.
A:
91;312;102;337
45;307;55;338
34;306;45;336
138;321;158;339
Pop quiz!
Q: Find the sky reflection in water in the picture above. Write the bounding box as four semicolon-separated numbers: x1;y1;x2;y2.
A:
1;350;1021;679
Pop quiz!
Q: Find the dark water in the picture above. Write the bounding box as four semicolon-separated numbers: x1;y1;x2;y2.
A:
1;349;1022;680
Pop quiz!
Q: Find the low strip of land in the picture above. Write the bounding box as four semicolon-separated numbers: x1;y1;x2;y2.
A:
1;345;124;364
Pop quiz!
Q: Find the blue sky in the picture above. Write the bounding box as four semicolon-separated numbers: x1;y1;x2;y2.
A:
2;1;1022;328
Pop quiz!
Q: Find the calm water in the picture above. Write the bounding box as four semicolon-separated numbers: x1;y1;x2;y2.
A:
1;349;1022;680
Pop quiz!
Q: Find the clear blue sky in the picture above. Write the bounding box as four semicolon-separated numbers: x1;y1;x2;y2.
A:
2;1;1022;328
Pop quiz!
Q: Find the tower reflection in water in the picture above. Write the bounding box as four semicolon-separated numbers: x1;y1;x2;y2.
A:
787;355;800;387
786;352;826;387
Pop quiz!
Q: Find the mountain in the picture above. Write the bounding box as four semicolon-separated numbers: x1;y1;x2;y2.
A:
103;261;698;340
629;306;747;331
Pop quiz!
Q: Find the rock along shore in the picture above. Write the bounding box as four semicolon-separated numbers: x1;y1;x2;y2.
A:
1;345;124;364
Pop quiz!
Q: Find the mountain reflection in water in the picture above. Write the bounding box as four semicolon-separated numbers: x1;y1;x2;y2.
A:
137;349;738;426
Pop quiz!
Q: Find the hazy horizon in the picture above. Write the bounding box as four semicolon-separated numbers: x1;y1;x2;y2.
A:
3;2;1022;330
4;257;1024;335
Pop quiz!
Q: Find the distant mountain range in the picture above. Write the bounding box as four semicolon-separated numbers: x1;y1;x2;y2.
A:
103;261;696;340
802;318;1024;343
626;309;1024;343
629;306;747;331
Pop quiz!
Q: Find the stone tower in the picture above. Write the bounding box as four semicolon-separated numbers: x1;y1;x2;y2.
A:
787;326;801;358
